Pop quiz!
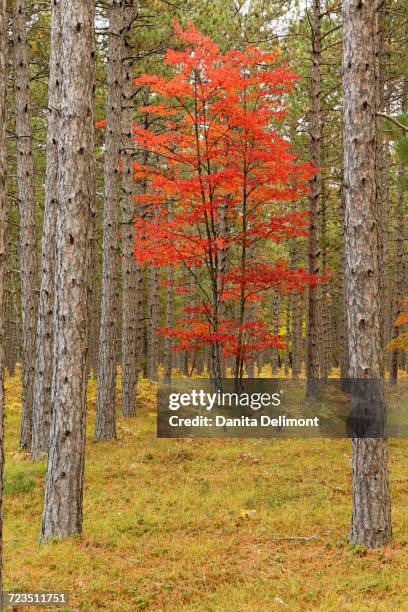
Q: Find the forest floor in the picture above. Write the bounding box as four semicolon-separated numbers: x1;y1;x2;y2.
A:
3;371;408;611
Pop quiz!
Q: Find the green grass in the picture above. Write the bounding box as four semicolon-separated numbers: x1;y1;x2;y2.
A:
3;371;408;611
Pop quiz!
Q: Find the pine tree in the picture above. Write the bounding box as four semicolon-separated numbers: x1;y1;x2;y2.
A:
342;0;392;548
41;0;95;542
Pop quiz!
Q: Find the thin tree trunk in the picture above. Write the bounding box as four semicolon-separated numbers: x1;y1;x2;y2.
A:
306;0;321;398
389;164;405;385
12;0;38;449
31;0;61;459
338;187;349;380
318;181;330;380
342;0;391;548
163;264;174;384
271;289;280;374
147;265;160;381
163;201;174;384
389;85;406;385
0;0;7;589
87;250;100;377
95;0;123;441
284;297;290;376
292;294;303;378
40;0;95;542
5;275;18;377
376;9;390;374
121;1;139;416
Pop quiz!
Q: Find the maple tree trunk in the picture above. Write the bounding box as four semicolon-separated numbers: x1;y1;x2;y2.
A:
12;0;39;449
40;0;95;542
218;200;228;377
0;0;7;589
306;0;321;398
31;0;61;459
95;0;123;441
121;2;139;417
342;0;391;548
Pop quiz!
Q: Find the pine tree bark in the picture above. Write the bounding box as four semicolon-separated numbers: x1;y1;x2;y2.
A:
12;0;39;449
163;203;174;384
318;181;330;380
121;1;139;417
147;265;160;381
292;294;303;378
95;0;123;441
342;0;391;548
271;289;280;374
0;0;7;589
5;276;18;377
338;187;349;379
306;0;321;398
31;0;61;459
40;0;95;542
389;164;405;385
389;85;406;385
163;264;174;384
284;297;290;376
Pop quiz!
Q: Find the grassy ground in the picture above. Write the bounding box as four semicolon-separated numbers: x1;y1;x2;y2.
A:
3;371;408;611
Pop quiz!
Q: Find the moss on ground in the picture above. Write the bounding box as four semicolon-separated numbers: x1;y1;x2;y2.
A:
3;371;408;611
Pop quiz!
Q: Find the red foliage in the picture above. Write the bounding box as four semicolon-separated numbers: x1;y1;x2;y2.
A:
132;21;319;372
95;119;107;128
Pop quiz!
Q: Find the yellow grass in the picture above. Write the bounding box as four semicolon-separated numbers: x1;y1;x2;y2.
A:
3;370;408;611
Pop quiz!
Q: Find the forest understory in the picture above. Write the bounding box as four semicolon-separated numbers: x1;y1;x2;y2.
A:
3;370;408;612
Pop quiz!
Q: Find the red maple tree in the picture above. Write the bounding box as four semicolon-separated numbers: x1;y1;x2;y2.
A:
133;20;318;384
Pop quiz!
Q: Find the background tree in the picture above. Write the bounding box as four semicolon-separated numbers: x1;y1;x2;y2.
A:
31;0;61;459
95;0;123;441
12;0;38;449
0;0;7;591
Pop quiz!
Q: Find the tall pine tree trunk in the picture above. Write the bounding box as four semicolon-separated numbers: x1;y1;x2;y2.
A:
121;2;139;417
342;0;391;548
306;0;321;398
12;0;38;449
40;0;95;542
31;0;61;459
95;0;123;440
0;0;7;588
